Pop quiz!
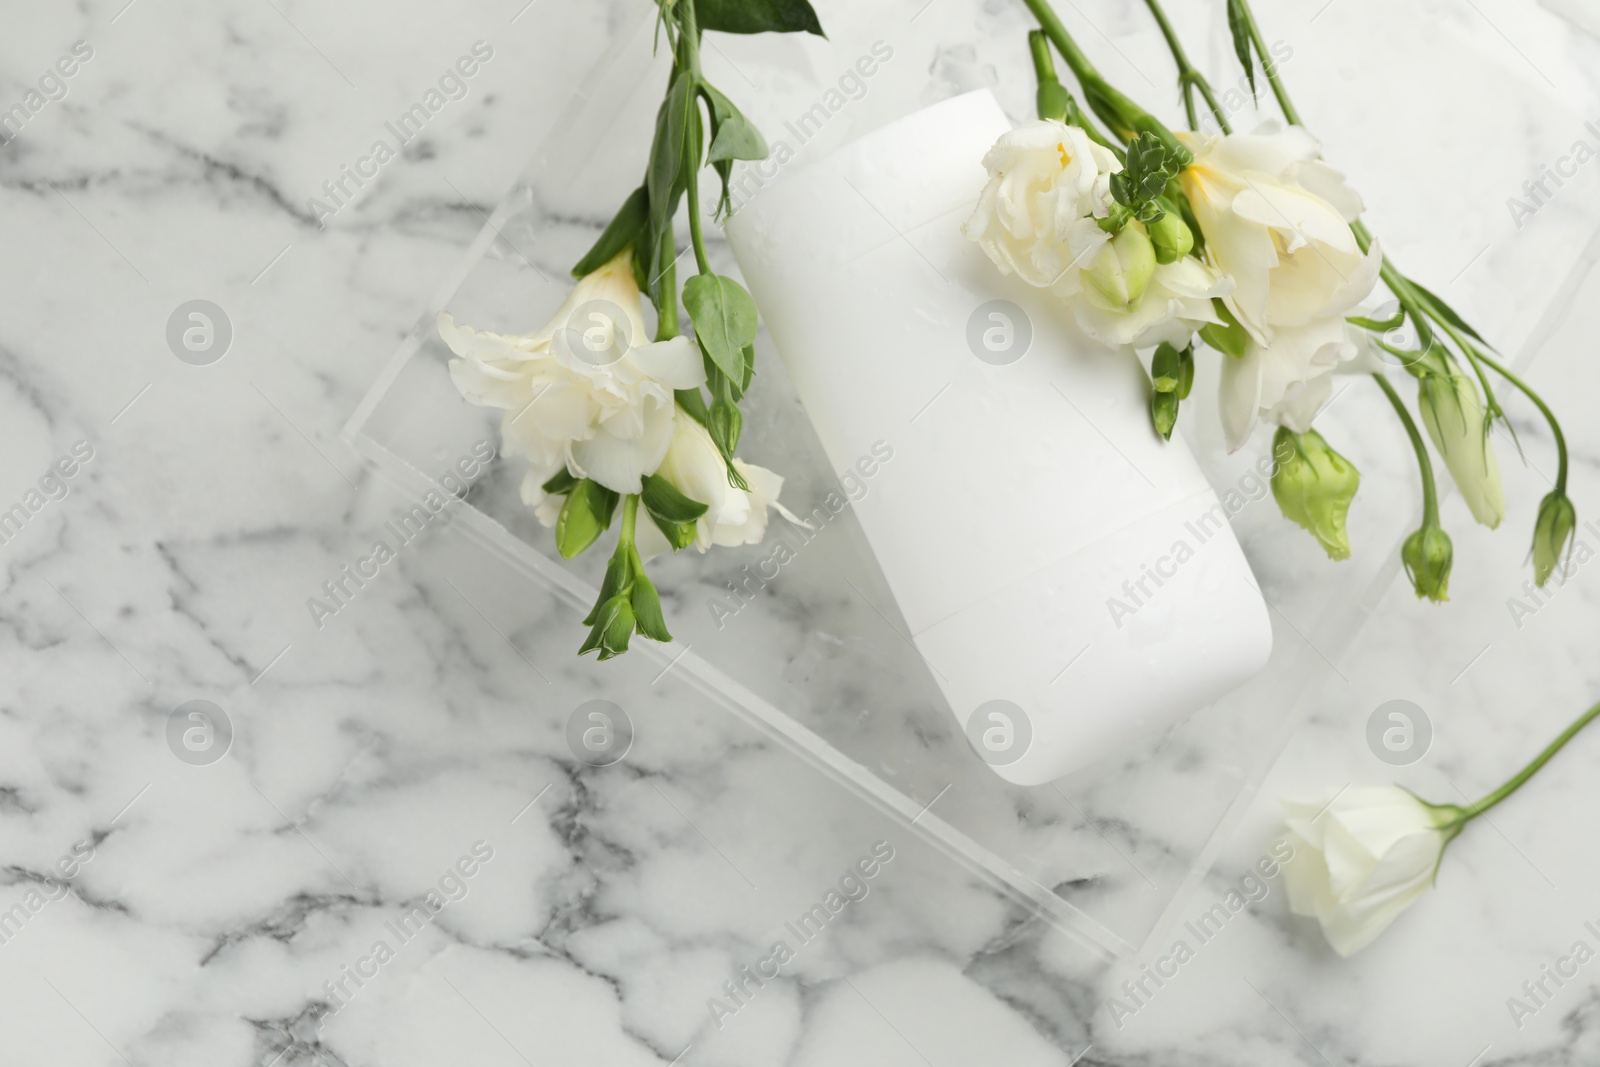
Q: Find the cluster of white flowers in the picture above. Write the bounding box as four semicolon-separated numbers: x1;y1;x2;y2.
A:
439;251;790;554
965;118;1384;453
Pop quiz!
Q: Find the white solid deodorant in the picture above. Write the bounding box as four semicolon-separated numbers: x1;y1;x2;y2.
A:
725;90;1272;785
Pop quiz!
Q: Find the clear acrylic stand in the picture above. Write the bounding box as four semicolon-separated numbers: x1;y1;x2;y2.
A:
344;0;1596;958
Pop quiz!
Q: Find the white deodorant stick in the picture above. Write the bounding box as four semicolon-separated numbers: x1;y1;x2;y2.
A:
725;89;1272;785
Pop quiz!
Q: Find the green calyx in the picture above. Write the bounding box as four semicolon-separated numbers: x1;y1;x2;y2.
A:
1402;523;1454;602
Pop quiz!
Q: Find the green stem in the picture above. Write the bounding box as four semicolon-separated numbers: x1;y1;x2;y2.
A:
1350;220;1439;375
1140;0;1232;133
619;494;639;553
1373;371;1439;526
678;1;713;277
1230;0;1301;125
1029;27;1057;85
1471;347;1569;495
1449;700;1600;825
1019;0;1100;88
653;247;679;340
1020;0;1188;158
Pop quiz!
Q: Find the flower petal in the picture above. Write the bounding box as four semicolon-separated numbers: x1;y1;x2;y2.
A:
1219;344;1264;452
569;396;676;494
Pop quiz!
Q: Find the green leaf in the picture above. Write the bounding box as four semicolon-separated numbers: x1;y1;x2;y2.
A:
709;113;767;164
683;273;759;384
642;473;709;524
702;83;769;163
1227;0;1256;96
555;480;618;559
648;71;697;246
696;0;825;37
1199;300;1249;360
630;222;655;297
649;511;699;551
541;469;580;496
630;570;672;642
1410;279;1490;346
572;186;649;279
675;388;710;426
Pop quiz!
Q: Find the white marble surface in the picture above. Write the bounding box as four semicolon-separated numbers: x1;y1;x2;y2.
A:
6;0;1600;1064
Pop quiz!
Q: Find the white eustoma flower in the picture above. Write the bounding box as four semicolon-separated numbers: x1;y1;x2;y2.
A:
964;119;1122;291
635;411;801;557
1281;786;1456;957
1418;358;1505;529
1181;122;1382;448
1218;316;1375;451
439;251;705;505
1180;121;1382;340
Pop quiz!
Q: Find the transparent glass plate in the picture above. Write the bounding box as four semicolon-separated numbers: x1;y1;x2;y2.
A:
344;0;1596;957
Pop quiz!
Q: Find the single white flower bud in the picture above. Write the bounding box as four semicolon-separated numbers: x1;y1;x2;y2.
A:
1416;360;1505;529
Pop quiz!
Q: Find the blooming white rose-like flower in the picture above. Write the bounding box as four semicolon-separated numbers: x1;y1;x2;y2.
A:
964;119;1122;291
1281;786;1455;957
439;251;705;505
634;411;802;557
1181;122;1382;448
1179;121;1382;342
965;119;1231;351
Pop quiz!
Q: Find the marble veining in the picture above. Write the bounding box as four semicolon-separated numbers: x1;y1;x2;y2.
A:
5;0;1600;1064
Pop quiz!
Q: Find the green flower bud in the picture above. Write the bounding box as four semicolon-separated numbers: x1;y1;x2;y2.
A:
1532;491;1578;587
579;594;636;659
1416;359;1504;529
1401;525;1454;602
1270;428;1361;561
1150;342;1183;393
1084;224;1156;308
1151;389;1179;440
1148;209;1194;264
1199;299;1249;360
